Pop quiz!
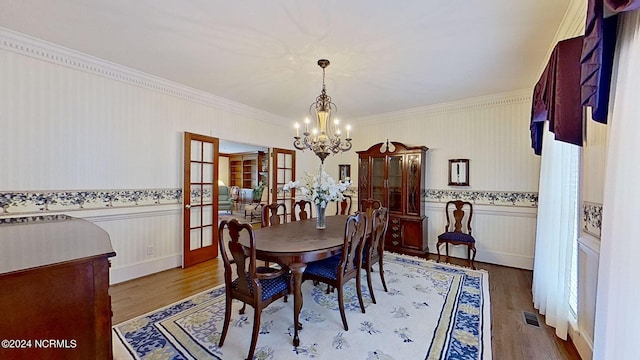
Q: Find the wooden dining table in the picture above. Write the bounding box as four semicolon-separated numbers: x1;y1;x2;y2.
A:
239;215;348;347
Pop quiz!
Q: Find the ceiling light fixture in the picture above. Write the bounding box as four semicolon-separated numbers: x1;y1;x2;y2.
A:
293;59;352;163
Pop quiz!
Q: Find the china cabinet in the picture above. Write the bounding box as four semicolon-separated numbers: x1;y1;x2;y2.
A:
357;141;429;256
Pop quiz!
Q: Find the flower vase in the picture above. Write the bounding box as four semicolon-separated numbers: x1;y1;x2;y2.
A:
316;204;326;229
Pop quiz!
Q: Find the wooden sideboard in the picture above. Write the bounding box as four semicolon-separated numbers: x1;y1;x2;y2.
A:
0;215;116;360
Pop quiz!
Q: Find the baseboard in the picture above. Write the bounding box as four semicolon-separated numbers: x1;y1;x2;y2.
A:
110;254;181;284
569;322;593;360
428;244;534;270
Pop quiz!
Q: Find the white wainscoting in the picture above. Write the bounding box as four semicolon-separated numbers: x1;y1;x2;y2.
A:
68;205;183;284
426;202;537;269
569;233;600;360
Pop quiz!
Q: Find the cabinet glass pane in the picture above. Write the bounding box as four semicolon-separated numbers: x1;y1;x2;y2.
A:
371;157;385;204
358;159;370;200
388;155;403;212
407;154;421;215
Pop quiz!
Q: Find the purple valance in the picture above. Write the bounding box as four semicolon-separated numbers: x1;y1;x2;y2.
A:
581;0;618;123
606;0;640;12
531;37;584;155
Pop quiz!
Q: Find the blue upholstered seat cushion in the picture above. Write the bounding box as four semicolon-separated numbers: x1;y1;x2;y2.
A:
231;273;289;300
438;231;475;243
304;255;343;280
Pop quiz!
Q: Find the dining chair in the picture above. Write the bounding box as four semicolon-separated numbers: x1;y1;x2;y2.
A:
292;200;313;221
302;212;368;331
362;206;389;304
335;194;352;215
261;202;287;227
360;198;382;216
217;219;291;360
437;200;477;269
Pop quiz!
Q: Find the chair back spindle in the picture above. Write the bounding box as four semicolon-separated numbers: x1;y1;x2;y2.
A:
293;200;313;221
262;202;287;227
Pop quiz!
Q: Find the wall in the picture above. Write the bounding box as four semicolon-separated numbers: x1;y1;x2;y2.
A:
0;28;293;283
218;156;230;186
334;91;540;269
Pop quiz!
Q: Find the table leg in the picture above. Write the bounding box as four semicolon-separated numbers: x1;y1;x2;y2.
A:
289;263;306;347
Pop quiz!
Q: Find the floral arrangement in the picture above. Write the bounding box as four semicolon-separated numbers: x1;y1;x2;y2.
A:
283;165;351;208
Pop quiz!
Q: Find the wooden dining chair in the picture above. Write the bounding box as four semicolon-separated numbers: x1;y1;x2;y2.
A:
217;219;291;360
437;200;477;269
261;202;287;227
360;198;382;216
292;200;313;221
335;194;352;215
362;206;389;304
260;202;288;269
302;212;368;331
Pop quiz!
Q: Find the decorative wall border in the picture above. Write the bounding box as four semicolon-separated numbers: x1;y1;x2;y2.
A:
0;188;540;215
424;189;538;207
0;189;182;215
582;201;603;239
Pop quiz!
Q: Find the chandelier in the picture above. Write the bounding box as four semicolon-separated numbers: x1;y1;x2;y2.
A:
293;59;352;163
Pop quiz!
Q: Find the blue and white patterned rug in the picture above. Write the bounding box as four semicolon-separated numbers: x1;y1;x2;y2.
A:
113;253;491;359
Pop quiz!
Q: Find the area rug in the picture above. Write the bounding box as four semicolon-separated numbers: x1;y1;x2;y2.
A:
113;253;491;359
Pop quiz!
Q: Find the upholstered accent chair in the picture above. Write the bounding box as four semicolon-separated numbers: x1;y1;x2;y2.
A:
436;200;477;269
302;212;368;330
217;219;291;360
218;186;233;214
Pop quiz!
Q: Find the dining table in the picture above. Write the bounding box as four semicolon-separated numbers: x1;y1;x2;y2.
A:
239;215;348;347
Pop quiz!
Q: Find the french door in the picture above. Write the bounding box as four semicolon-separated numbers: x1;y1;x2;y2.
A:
272;148;296;221
183;132;219;267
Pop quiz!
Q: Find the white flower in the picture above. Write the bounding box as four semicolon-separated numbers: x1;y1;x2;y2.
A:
282;165;351;208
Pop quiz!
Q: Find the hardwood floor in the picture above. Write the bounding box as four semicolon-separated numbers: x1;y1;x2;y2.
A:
110;254;581;360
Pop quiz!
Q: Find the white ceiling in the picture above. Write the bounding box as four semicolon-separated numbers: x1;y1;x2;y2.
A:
0;0;571;123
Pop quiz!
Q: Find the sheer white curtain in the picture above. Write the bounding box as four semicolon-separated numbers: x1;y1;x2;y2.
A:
593;10;640;360
532;121;580;340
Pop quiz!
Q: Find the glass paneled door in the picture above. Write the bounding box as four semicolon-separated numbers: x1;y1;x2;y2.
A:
272;148;296;221
183;132;219;268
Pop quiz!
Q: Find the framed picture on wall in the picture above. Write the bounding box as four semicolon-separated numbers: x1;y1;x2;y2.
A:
339;164;351;181
448;159;469;186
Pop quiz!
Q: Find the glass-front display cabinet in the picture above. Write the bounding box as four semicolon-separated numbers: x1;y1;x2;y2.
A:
357;141;429;256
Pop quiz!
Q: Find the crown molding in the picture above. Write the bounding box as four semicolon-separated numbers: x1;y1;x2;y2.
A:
0;26;290;126
353;89;532;125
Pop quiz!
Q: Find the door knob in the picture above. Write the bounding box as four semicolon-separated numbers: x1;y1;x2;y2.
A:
185;204;191;209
